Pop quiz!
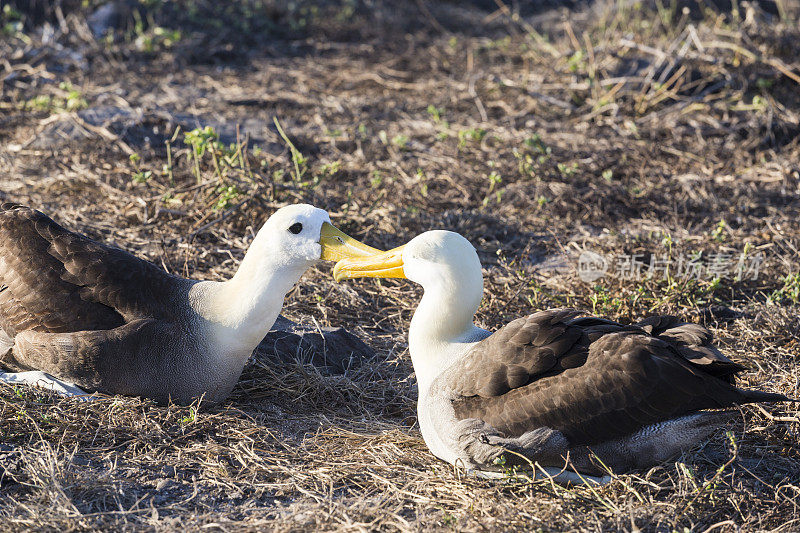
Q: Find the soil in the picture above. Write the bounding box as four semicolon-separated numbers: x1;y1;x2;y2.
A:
0;1;798;530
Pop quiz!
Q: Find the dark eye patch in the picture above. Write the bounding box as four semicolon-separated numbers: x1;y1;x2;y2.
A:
288;222;303;234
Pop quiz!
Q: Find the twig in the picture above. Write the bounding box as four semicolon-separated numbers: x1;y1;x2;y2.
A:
755;404;800;424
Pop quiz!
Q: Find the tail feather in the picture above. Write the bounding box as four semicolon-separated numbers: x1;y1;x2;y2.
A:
739;388;796;403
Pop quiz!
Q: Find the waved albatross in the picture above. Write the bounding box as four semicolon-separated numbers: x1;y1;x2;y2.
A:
332;230;793;483
0;202;377;404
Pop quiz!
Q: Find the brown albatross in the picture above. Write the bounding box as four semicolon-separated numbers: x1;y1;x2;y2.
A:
332;230;794;483
0;202;377;404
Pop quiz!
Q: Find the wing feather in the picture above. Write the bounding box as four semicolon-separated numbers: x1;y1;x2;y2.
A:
635;315;744;380
0;203;181;337
449;309;779;445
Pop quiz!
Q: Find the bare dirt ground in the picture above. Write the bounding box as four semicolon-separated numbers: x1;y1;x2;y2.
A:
1;0;799;530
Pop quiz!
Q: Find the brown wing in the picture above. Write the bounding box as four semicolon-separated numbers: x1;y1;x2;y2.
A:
450;309;588;398
0;203;181;337
451;310;787;445
635;315;744;381
448;309;645;398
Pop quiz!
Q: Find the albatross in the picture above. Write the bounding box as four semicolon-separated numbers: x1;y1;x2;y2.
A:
332;230;793;483
0;202;377;404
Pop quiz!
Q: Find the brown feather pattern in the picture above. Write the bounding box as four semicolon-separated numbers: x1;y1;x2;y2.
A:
0;203;181;334
0;203;195;399
451;309;789;446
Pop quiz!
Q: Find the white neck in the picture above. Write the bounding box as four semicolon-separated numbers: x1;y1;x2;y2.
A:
408;270;488;393
190;233;311;360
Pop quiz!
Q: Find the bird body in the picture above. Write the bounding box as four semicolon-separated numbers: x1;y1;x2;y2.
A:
0;202;376;404
333;230;793;478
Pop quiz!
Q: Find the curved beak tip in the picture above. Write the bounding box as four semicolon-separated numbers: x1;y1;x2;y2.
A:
332;261;346;282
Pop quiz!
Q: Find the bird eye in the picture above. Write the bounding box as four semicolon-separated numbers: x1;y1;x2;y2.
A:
288;222;303;234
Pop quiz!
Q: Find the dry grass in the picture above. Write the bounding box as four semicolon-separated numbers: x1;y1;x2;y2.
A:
1;0;799;530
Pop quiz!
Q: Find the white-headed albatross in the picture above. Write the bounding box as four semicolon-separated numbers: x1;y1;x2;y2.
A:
0;202;378;404
332;230;794;483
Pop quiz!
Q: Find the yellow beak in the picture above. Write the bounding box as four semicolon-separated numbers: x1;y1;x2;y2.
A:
332;245;406;282
318;222;383;262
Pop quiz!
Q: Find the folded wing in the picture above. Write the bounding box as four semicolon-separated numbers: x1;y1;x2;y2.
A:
0;203;180;338
450;309;787;445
